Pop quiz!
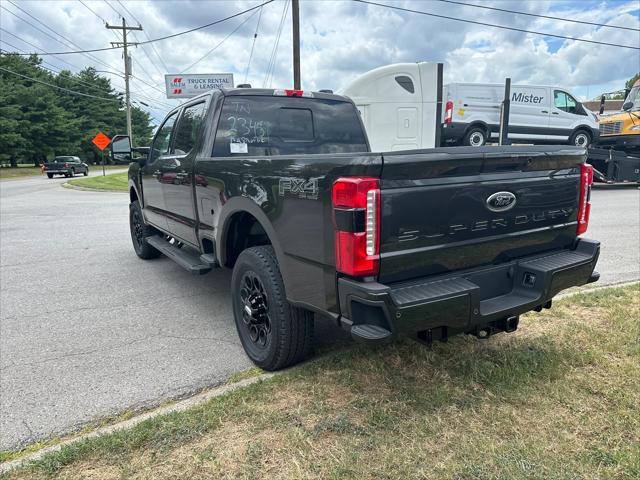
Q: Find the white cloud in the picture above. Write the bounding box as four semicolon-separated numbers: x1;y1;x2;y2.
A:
1;0;638;121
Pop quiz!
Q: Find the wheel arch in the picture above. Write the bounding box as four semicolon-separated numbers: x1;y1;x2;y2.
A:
129;181;140;205
216;197;284;269
569;126;593;147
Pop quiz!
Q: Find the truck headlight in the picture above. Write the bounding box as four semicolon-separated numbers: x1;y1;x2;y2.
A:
629;125;640;131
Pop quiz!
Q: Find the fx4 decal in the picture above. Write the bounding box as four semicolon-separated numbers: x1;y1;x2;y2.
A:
278;178;319;200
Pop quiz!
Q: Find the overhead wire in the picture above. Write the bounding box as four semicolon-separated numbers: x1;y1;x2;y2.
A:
264;0;290;87
354;0;640;50
436;0;640;32
182;8;260;73
244;6;264;84
0;66;120;102
4;0;126;75
9;1;274;56
0;43;173;109
0;28;83;71
115;0;169;72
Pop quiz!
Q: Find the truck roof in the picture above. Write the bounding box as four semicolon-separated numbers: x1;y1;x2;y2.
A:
175;88;352;105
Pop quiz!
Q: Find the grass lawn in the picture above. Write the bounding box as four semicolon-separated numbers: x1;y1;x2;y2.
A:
66;172;128;191
0;165;124;180
3;284;639;479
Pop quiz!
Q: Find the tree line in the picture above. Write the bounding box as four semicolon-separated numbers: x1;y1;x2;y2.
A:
0;53;154;166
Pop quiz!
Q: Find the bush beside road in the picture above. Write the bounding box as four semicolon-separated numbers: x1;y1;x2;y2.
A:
4;284;638;479
66;172;128;191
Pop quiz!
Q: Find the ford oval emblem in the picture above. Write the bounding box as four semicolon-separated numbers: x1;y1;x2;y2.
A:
486;191;517;212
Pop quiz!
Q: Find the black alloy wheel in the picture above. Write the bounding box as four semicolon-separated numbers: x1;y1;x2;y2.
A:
239;271;272;348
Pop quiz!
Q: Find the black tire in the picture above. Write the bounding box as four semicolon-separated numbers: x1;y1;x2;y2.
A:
129;200;162;260
569;129;591;148
47;173;53;179
83;168;88;176
463;126;487;147
231;246;314;371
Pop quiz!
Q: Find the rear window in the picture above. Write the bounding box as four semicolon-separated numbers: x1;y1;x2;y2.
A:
212;96;368;157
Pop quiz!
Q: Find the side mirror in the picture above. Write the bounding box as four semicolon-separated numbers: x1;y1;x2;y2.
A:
622;101;634;111
132;146;150;166
110;135;132;163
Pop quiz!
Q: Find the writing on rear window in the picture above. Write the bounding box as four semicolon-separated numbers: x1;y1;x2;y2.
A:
213;96;367;157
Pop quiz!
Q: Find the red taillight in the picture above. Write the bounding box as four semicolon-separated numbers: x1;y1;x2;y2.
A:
577;163;593;235
273;89;313;97
444;100;454;124
332;177;380;277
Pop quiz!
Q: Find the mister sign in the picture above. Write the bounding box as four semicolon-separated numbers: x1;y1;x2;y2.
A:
165;73;234;99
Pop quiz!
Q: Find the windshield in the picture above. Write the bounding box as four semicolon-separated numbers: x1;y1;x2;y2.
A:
624;85;640;111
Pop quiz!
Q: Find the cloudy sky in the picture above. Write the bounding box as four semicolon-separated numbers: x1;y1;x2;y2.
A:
1;0;638;125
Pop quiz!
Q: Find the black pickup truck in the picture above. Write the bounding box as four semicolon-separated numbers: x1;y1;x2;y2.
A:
44;156;89;178
113;88;600;371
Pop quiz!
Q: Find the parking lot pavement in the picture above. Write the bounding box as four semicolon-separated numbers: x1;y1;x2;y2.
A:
0;177;638;451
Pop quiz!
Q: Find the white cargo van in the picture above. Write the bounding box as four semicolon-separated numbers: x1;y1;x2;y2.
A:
340;62;600;151
442;83;600;148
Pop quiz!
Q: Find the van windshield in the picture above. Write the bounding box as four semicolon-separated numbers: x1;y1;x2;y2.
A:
212;96;368;157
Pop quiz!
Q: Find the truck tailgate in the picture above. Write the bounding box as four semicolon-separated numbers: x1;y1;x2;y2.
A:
379;146;586;284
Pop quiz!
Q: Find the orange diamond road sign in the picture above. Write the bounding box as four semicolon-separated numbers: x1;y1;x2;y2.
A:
91;131;111;151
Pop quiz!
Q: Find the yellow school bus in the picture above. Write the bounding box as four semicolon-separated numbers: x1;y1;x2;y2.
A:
597;80;640;155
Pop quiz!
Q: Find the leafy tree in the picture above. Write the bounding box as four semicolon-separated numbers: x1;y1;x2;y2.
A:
0;53;154;166
625;73;640;91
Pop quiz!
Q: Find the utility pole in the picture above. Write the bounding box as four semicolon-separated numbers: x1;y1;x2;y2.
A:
106;18;142;142
292;0;301;89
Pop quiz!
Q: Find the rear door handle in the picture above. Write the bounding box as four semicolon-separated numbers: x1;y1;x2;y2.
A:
552;112;559;115
541;110;548;113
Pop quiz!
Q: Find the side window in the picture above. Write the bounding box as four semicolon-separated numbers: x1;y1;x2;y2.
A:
149;112;178;163
395;75;415;94
173;102;207;155
554;90;578;114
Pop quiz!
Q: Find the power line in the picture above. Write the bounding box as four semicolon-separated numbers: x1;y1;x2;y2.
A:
183;8;260;73
102;0;122;19
78;0;107;24
0;66;120;102
0;28;84;71
354;0;640;50
0;41;169;108
244;6;264;84
264;0;290;87
10;1;274;56
4;1;125;75
436;0;640;32
0;46;173;111
115;0;169;72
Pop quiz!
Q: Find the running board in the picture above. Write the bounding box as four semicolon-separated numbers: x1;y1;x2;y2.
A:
351;324;393;343
147;236;213;275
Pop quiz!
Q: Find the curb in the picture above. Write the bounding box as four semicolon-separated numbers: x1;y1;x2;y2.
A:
556;280;639;300
62;182;127;193
0;373;275;474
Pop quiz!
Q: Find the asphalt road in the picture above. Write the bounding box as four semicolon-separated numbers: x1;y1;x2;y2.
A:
0;174;638;450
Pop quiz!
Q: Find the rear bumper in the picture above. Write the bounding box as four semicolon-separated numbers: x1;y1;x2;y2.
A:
338;238;600;343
